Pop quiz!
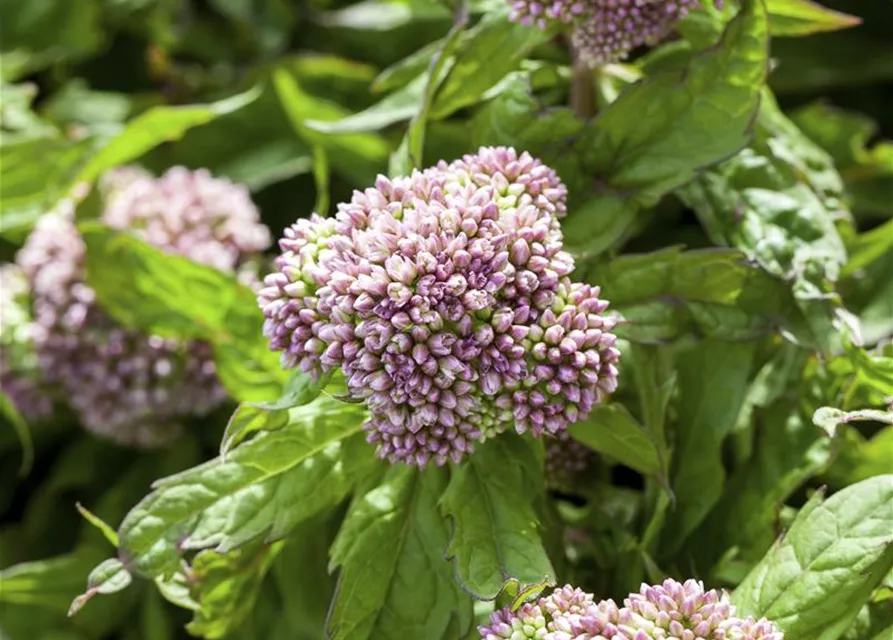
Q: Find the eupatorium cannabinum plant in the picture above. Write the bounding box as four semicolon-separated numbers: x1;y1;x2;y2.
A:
259;146;621;466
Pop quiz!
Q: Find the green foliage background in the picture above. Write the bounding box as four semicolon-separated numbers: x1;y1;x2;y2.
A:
0;0;891;639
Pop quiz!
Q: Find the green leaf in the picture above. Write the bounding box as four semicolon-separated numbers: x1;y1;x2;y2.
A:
0;389;33;476
69;559;132;616
440;434;555;600
661;340;757;555
142;86;313;191
578;0;767;205
678;91;849;316
812;407;893;434
117;396;371;577
430;13;549;120
765;0;861;36
250;369;334;412
220;403;289;456
0;550;106;611
589;247;795;343
0;0;102;68
81;223;286;402
306;75;424;134
327;466;474;640
841;598;893;640
688;400;831;572
185;542;281;639
825;427;893;488
75;503;120;548
74;87;262;185
0;134;95;239
272;68;389;185
733;475;893;640
792;102;893;219
569;403;663;477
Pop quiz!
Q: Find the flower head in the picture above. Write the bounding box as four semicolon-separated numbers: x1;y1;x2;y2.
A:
479;580;783;640
259;146;620;466
17;167;270;447
508;0;707;65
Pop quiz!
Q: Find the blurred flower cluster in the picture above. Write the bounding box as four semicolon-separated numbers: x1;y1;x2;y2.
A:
479;579;784;639
259;146;620;466
11;167;270;447
508;0;709;65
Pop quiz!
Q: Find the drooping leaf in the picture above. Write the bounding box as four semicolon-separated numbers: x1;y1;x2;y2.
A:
733;475;893;640
687;400;832;572
74;87;262;185
661;340;757;556
440;434;555;600
327;466;474;640
81;223;286;402
117;396;372;577
569;403;664;478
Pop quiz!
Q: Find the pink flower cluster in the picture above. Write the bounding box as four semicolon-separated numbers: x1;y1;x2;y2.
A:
509;0;706;65
480;579;784;639
259;146;621;467
16;167;270;447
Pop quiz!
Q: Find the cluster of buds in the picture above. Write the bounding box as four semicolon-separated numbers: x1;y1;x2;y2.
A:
508;0;707;65
16;167;271;447
259;146;620;467
479;579;784;639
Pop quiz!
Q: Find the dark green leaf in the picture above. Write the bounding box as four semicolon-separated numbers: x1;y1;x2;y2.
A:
440;434;555;600
825;427;893;488
733;475;893;640
327;466;474;640
569;403;664;477
117;396;371;577
661;340;757;555
578;0;767;205
0;390;33;475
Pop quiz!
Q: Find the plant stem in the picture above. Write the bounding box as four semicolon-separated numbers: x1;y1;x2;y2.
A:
570;59;595;119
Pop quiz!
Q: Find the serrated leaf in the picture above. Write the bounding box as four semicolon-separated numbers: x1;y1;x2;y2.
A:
661;340;757;555
117;396;371;577
733;475;893;640
588;247;795;343
440;434;555;600
765;0;860;36
81;223;286;402
69;559;132;616
578;0;767;205
327;466;474;640
569;403;663;477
